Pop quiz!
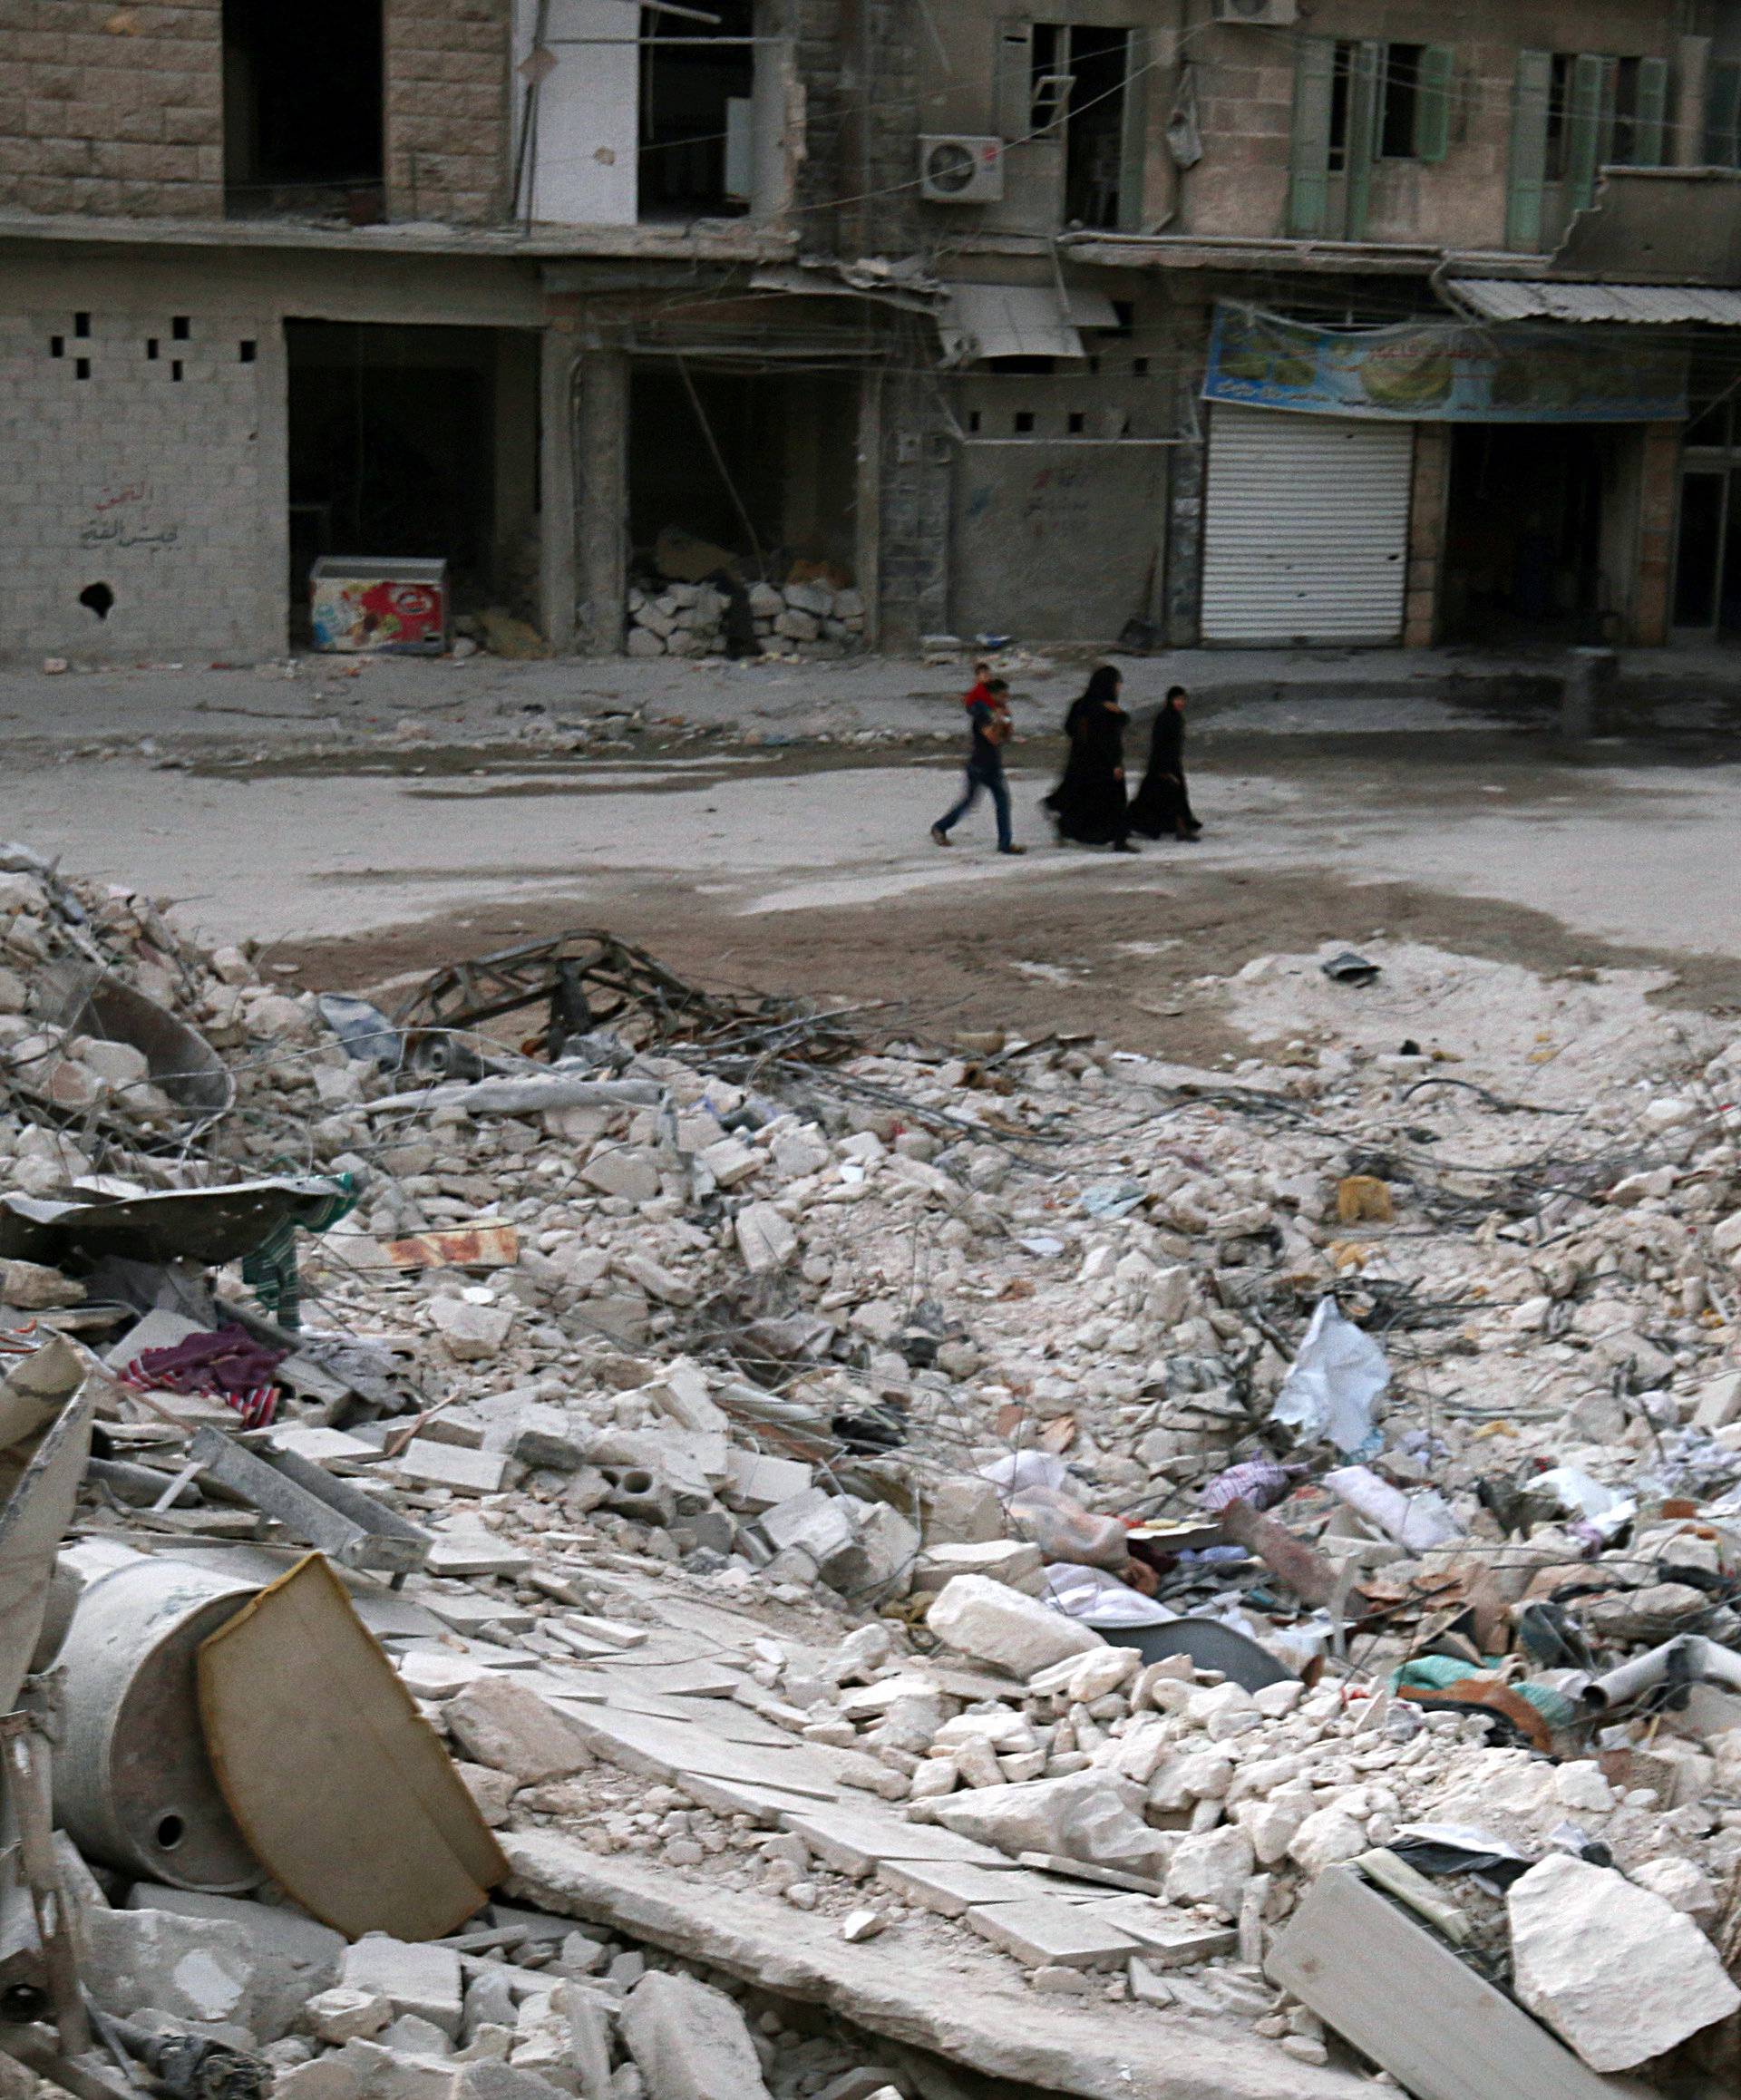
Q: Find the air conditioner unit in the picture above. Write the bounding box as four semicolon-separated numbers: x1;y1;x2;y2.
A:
919;136;1005;203
1211;0;1299;23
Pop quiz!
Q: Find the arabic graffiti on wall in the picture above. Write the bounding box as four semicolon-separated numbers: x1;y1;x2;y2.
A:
77;481;181;551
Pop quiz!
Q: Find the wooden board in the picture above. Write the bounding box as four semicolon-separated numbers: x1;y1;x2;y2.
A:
1269;1866;1653;2100
198;1552;507;1940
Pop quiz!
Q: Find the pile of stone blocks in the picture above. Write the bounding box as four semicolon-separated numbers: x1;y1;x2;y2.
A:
624;581;865;659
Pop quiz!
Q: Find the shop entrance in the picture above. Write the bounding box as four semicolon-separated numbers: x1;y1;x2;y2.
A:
285;321;540;639
1441;424;1628;645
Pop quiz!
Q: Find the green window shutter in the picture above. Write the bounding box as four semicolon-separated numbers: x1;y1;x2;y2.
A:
1344;39;1384;238
1632;55;1668;166
1507;48;1552;249
1566;51;1607;212
1288;36;1336;237
1707;59;1741;166
1414;44;1454;161
1117;26;1150;231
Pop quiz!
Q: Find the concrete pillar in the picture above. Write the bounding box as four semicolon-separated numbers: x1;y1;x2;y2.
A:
538;327;579;655
573;344;628;656
855;368;883;649
1632;422;1681;646
1677;37;1712;167
1402;423;1451;648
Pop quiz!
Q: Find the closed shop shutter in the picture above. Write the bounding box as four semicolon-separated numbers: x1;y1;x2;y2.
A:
1201;404;1415;644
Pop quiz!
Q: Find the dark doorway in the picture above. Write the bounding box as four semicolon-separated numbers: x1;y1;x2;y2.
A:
1441;423;1619;644
627;362;857;578
285;322;540;638
638;0;754;219
223;0;384;219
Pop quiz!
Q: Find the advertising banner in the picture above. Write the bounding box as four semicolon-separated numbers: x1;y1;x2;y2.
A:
1203;304;1687;423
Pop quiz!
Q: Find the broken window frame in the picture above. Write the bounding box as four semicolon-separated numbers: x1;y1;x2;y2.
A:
997;18;1148;232
1508;47;1672;251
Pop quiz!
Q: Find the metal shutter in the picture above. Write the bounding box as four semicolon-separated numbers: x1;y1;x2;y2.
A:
1201;405;1415;644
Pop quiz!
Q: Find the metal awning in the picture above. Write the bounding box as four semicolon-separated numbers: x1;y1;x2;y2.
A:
1443;279;1741;326
937;281;1121;365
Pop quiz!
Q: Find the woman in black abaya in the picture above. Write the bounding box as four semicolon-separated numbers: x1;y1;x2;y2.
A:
1129;684;1202;841
1043;665;1138;851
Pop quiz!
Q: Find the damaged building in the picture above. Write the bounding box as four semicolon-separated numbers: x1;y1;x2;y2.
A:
4;0;1741;659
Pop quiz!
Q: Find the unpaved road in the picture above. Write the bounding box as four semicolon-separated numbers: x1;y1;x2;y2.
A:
11;672;1741;1063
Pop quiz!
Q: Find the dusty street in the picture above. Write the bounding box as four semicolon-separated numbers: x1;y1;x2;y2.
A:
8;656;1741;1063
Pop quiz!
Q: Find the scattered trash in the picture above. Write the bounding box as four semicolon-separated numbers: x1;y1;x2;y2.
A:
1320;950;1382;986
1270;1298;1389;1453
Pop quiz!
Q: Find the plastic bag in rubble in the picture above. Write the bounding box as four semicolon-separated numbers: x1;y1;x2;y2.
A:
1270;1298;1389;1454
1325;1464;1462;1551
1007;1484;1131;1571
1043;1561;1178;1628
1534;1465;1635;1541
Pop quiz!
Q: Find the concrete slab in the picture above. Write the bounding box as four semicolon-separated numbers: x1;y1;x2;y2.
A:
875;1860;1075;1918
965;1897;1142;1970
565;1706;843;1802
501;1833;1363;2100
779;1807;1023;1879
1077;1898;1238;1966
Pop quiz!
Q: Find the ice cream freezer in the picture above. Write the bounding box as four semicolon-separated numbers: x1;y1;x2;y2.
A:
309;556;449;655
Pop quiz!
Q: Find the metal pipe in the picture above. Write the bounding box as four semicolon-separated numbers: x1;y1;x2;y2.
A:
1581;1634;1741;1709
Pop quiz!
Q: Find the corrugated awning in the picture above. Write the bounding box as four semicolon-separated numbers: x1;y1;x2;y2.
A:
1444;279;1741;326
938;281;1121;365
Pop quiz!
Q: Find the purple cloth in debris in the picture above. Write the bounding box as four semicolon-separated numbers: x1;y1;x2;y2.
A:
130;1322;287;1397
1200;1458;1300;1514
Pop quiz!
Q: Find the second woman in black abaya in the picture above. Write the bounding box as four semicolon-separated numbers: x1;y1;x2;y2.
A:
1044;666;1137;851
1129;685;1202;841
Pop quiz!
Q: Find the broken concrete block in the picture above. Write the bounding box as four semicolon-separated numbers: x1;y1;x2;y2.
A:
722;1448;812;1513
0;1258;85;1308
615;1252;695;1307
446;1677;594;1784
1507;1853;1741;2071
618;1969;773;2100
83;1906;254;2031
696;1137;758;1189
933;1770;1168;1879
1162;1825;1255;1920
306;1986;396;2044
643;1362;730;1436
507;1406;594;1472
734;1203;796;1275
966;1896;1140;1970
919;1475;1004;1546
382;2016;456;2058
910;1541;1044;1594
396;1438;512;1496
343;1936;466;2040
122;1885;345;2037
582;1147;662;1202
455;1761;517;1827
430;1298;516;1363
925;1575;1103;1678
760;1487;857;1565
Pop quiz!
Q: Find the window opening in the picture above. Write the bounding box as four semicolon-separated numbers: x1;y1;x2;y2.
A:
146;338;159;360
239;339;257;363
1014;410;1036;433
1328;44;1353;173
1133;356;1149;376
170;361;184;381
968;411;981;433
1379;44;1424;158
1064;27;1128;227
50;336;63;358
637;0;754;221
73;313;90;337
1067;411;1085;433
74;359;90;380
222;0;384;219
78;583;114;621
171;316;190;340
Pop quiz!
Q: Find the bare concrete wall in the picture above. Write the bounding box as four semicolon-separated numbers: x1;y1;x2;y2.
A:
0;242;542;662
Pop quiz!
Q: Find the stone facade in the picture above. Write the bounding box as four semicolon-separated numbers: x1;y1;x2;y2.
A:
384;0;511;228
0;0;224;219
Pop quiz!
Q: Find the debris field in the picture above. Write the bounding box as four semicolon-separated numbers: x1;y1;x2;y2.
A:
5;844;1741;2100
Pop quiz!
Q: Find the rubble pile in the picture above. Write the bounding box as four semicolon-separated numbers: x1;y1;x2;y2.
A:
6;854;1741;2097
626;582;866;661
